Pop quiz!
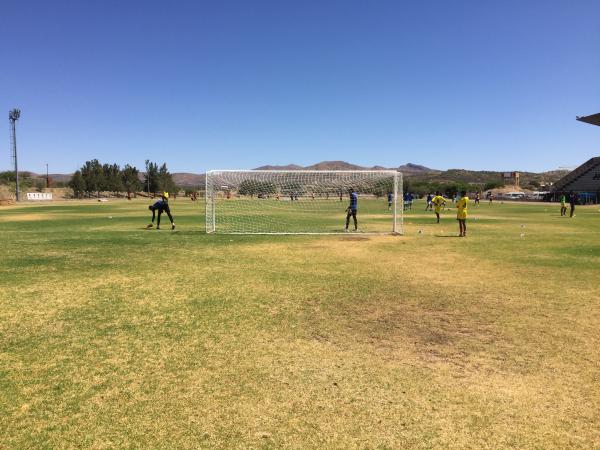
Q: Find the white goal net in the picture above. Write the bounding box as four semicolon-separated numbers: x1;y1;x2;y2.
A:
205;170;403;235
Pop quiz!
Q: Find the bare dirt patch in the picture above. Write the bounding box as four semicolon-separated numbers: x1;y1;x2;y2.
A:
0;213;50;222
338;235;371;241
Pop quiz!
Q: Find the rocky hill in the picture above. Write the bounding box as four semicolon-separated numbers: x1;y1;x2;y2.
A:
255;161;437;174
253;164;304;170
398;163;439;175
304;161;367;171
47;173;72;183
172;173;205;186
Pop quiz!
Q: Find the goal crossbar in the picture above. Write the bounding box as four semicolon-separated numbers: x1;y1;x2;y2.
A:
209;170;400;174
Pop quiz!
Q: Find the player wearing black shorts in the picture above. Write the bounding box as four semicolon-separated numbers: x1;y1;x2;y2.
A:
345;189;358;231
147;192;176;230
569;191;577;218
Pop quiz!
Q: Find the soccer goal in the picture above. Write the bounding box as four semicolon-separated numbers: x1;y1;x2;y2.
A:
205;170;403;235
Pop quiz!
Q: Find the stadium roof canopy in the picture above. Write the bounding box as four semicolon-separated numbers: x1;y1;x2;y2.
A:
553;156;600;192
576;113;600;127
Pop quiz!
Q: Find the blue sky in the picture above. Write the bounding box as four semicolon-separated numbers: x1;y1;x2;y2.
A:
1;0;599;174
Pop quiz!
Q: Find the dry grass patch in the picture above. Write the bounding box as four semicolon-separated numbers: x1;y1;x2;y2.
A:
1;200;600;448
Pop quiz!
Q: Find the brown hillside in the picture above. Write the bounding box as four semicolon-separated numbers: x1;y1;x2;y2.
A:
172;173;205;187
304;161;367;170
397;163;439;176
254;164;304;170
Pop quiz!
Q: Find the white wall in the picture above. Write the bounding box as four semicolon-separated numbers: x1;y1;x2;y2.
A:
26;192;53;201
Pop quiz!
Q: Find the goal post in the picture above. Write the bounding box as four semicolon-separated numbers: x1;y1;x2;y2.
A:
205;170;403;235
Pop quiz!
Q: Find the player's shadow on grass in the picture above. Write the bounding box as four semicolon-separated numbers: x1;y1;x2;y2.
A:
433;235;461;238
139;228;201;235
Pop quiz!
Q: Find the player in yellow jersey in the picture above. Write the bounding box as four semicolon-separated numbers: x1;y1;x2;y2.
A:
431;191;451;223
457;190;469;237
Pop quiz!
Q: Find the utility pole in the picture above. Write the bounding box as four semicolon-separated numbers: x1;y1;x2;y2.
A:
145;159;150;197
46;163;49;188
9;109;21;201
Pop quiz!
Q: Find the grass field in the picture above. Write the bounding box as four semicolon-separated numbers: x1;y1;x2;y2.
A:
1;198;599;448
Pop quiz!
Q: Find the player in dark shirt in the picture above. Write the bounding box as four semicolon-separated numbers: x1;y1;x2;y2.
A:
147;192;176;230
569;191;577;218
345;189;358;232
387;192;393;211
425;193;433;211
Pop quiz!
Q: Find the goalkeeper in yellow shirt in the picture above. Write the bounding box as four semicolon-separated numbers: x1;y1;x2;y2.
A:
431;191;451;223
456;190;469;237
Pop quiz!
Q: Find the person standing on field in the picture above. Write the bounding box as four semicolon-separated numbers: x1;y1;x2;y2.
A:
345;188;358;232
560;194;567;217
387;192;393;211
431;191;451;223
425;192;433;211
569;191;577;218
457;190;469;237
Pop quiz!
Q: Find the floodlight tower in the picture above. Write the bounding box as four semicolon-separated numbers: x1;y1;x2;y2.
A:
9;109;21;201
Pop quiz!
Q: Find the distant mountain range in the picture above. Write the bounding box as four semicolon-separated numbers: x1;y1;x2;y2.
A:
254;161;435;175
171;162;438;186
27;161;569;189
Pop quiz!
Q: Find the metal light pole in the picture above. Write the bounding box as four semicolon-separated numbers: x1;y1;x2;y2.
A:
9;109;21;201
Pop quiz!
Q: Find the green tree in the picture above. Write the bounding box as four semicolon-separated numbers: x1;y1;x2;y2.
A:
144;160;160;195
103;163;123;195
69;171;85;198
157;163;178;194
0;171;15;185
34;178;46;192
80;159;104;197
122;164;142;199
0;171;36;192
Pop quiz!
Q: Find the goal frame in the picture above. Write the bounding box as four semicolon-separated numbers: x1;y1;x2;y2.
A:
205;169;403;235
